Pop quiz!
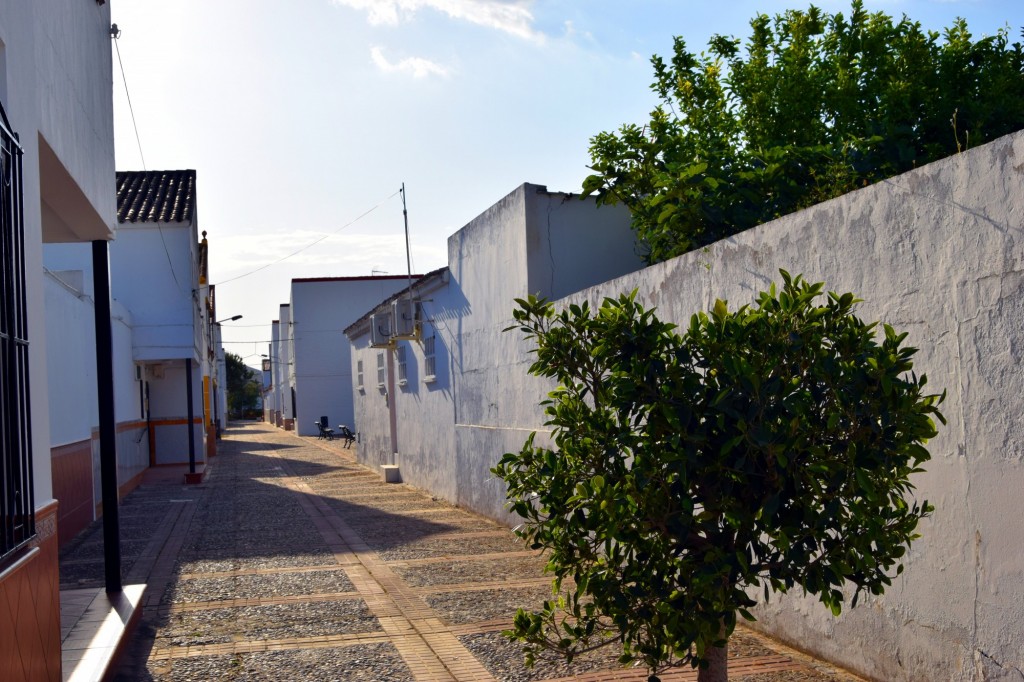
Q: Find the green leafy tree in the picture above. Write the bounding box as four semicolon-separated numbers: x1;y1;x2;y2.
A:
225;351;261;416
493;272;945;681
583;1;1024;263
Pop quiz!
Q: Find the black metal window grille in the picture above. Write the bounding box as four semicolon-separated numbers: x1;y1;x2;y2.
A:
0;101;34;562
423;334;436;381
396;345;407;385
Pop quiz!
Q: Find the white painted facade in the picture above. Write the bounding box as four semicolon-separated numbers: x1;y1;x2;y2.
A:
0;0;116;509
271;304;294;428
0;3;116;674
348;139;1024;680
265;321;280;423
289;276;413;437
44;192;215;468
43;267;148;499
348;183;640;509
107;218;207;463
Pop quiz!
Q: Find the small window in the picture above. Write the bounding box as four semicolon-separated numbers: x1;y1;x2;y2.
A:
356;359;364;390
396;345;408;386
376;352;385;387
423;334;436;382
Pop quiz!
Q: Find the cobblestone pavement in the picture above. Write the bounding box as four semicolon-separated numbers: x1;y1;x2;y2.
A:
61;422;866;681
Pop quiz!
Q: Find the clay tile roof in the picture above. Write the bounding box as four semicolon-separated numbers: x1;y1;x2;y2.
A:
116;170;196;223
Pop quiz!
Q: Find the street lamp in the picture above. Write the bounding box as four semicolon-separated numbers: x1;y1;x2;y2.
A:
215;314;243;324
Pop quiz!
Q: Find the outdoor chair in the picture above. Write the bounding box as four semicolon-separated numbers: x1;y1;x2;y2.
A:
316;419;334;440
338;425;355;448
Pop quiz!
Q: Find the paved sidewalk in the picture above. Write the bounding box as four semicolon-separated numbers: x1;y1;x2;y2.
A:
61;422;865;681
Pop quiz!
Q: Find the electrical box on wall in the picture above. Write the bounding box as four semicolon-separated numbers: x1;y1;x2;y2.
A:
370;313;393;348
392;298;418;339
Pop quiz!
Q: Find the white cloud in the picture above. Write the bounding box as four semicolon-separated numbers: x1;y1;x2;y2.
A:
332;0;543;41
370;46;450;78
213;231;447;282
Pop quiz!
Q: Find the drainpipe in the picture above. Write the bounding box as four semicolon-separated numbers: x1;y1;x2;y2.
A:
186;357;196;476
386;347;398;464
91;240;121;594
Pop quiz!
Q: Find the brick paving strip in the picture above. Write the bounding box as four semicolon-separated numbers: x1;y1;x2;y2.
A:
113;422;865;681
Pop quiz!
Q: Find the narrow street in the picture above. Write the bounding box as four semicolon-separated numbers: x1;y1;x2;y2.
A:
59;422;862;681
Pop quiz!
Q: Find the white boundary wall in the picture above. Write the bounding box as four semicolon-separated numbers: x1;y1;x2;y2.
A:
558;131;1024;681
350;133;1024;680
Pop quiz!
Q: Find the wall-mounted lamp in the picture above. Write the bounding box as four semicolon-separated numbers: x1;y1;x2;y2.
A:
109;23;120;39
214;314;243;325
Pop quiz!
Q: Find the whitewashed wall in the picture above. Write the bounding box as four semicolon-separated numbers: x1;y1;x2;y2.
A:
349;137;1024;680
266;322;280;422
350;273;462;496
290;277;410;436
273;305;293;425
109;222;199;362
147;360;204;465
349;184;641;513
43;267;147;502
44;269;99;448
0;1;115;506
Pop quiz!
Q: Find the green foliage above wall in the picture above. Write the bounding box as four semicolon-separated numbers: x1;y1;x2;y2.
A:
583;1;1024;263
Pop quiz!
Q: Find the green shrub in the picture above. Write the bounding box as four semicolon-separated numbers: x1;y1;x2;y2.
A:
583;1;1024;263
494;271;945;680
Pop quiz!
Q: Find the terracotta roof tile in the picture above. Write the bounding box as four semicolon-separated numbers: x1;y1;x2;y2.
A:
116;170;196;223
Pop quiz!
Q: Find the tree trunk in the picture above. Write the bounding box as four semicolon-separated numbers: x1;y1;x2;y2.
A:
697;639;728;682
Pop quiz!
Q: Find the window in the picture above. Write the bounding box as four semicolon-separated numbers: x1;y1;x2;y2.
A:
0;102;35;562
356;359;364;390
423;334;436;382
376;352;385;387
396;345;407;386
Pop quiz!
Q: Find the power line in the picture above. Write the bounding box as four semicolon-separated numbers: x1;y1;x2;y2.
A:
215;189;402;286
112;29;145;170
112;28;185;295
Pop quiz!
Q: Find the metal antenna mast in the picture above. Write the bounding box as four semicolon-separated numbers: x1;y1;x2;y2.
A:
400;183;414;299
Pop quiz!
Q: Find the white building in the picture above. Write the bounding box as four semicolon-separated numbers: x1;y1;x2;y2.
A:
110;170;211;468
270;304;293;429
286;276;415;437
349;137;1024;681
264;320;281;424
42;169;221;540
0;3;117;679
346;183;639;512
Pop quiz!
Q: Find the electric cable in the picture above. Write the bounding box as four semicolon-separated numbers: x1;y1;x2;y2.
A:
214;189;402;286
113;29;186;295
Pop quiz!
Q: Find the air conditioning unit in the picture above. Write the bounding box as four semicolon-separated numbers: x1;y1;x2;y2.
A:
370;312;393;348
392;298;418;339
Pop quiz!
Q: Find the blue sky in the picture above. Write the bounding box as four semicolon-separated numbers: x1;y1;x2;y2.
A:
109;0;1022;362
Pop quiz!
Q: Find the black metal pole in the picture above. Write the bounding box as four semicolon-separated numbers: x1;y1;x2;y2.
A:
186;357;196;474
91;240;121;594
